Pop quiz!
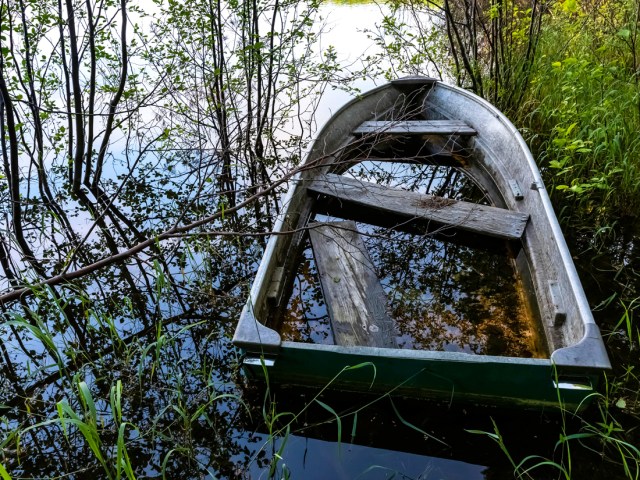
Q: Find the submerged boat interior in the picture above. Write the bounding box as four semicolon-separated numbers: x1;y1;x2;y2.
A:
277;160;549;359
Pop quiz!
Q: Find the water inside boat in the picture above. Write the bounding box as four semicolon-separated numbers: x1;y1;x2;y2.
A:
278;161;549;358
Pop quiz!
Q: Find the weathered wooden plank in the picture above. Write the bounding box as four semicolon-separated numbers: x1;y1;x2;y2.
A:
354;153;462;167
308;221;397;349
308;174;529;240
353;120;476;136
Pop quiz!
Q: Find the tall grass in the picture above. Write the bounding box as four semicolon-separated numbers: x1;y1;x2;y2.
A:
18;379;125;480
518;0;640;233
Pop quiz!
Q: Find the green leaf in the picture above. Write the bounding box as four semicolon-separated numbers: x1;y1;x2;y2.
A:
561;0;578;15
77;381;98;423
618;28;631;39
0;463;12;480
548;160;565;169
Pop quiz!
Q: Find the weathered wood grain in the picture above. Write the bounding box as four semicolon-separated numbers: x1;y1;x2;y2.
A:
308;221;397;348
353;153;463;167
353;120;477;136
308;173;529;240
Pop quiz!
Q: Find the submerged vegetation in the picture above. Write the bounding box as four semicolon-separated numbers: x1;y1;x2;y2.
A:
0;0;638;478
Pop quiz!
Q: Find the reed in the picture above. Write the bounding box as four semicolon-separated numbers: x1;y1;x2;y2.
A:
18;379;112;478
612;300;640;350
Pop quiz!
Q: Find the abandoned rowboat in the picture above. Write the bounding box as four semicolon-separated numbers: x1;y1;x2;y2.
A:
233;77;611;410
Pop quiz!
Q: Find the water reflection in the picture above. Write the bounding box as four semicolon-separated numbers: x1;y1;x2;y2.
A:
281;161;546;357
248;434;488;479
280;237;334;345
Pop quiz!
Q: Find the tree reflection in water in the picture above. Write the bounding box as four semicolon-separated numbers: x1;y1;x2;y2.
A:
0;0;351;476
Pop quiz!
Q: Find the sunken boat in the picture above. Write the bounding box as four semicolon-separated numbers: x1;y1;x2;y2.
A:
233;77;611;410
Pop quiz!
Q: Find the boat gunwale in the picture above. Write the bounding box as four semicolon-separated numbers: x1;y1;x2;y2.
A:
280;340;552;366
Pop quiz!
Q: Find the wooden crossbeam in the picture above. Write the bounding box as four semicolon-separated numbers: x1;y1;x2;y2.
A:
308;174;529;241
308;221;397;349
353;120;477;136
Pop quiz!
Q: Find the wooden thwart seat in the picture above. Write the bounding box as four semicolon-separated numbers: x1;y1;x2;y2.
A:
353;120;477;136
308;221;397;349
308;173;529;240
355;152;461;168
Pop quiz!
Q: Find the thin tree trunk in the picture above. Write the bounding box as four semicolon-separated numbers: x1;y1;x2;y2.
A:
65;0;86;193
91;0;128;190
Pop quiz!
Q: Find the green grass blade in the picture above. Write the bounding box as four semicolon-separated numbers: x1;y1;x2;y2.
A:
77;381;98;424
110;380;123;424
116;422;137;480
516;456;569;480
314;399;342;448
0;462;12;480
161;448;188;480
343;362;377;388
389;397;447;446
